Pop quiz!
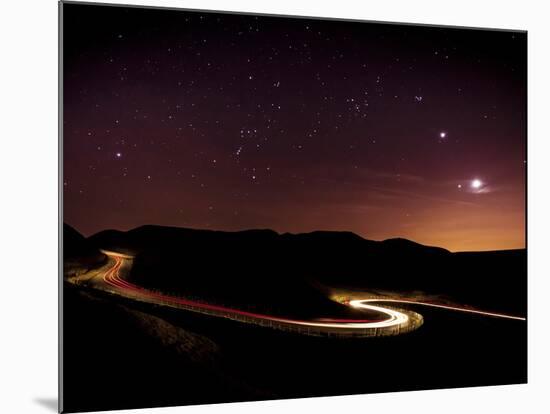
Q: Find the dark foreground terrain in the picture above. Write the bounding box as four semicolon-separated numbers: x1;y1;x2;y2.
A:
62;224;527;413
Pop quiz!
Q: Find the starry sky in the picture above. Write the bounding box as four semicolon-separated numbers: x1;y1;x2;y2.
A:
63;3;526;252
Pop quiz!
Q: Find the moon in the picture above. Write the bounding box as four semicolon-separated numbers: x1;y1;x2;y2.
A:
471;179;482;189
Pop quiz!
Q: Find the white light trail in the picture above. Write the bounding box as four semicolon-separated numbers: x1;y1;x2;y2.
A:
350;299;526;321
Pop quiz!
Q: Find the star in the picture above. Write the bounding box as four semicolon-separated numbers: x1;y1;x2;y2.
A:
439;131;447;139
116;152;122;158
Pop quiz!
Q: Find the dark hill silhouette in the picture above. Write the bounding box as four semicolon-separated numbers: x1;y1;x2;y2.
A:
63;223;106;276
381;237;449;255
89;225;280;254
87;224;526;315
64;223;103;260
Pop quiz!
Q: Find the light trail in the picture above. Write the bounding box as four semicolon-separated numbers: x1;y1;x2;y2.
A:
90;250;525;336
101;255;406;330
349;299;526;321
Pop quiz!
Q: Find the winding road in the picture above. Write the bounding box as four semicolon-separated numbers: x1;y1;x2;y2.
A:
74;250;525;337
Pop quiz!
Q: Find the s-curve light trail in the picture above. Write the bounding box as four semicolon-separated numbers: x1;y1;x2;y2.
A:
86;250;525;337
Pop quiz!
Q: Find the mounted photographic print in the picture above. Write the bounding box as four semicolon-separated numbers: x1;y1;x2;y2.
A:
60;1;527;412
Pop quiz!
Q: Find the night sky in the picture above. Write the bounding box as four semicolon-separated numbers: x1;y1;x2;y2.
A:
63;3;526;252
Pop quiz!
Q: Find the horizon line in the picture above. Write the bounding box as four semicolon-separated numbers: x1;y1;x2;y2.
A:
63;221;526;254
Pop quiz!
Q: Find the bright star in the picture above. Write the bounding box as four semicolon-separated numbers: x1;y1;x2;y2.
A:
471;179;482;189
439;131;447;139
